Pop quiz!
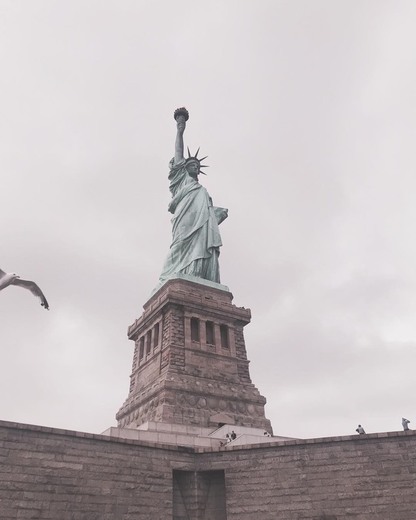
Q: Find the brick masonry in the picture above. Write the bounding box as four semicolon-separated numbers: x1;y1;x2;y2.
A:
1;419;416;519
116;278;272;432
0;420;192;520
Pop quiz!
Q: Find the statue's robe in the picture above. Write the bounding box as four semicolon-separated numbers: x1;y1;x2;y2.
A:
159;158;225;284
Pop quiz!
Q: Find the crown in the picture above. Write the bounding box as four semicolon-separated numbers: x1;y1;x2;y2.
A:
185;147;209;175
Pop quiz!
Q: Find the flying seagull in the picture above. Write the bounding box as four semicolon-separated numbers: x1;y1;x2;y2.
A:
0;268;49;310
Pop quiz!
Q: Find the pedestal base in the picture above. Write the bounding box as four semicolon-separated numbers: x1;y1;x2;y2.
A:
116;278;272;434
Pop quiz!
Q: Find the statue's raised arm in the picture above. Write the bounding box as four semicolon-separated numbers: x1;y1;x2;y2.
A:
173;107;189;165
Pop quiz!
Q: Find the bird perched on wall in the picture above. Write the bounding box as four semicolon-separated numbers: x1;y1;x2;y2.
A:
356;424;366;434
402;418;410;431
0;268;49;310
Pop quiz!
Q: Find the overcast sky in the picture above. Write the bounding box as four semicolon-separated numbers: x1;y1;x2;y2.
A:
1;0;416;439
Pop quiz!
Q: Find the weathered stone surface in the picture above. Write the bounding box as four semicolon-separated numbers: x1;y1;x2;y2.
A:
1;420;416;519
117;278;272;432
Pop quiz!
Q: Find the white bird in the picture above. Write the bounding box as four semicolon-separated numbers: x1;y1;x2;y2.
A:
0;268;49;310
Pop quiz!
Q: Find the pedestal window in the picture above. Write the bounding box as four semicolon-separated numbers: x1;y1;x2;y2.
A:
220;325;229;349
191;317;200;342
206;321;215;345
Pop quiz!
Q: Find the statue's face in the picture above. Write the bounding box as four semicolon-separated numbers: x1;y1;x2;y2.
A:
186;161;199;177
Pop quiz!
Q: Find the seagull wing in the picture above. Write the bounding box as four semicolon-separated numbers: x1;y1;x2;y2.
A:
0;269;6;279
12;278;50;310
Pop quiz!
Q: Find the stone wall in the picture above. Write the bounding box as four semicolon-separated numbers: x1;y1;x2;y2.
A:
1;420;415;519
0;420;193;520
205;431;416;519
117;279;272;432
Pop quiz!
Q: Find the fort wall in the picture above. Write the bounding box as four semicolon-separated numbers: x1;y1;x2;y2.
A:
1;419;415;519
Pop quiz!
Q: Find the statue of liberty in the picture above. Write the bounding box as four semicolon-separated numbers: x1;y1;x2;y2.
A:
158;107;228;285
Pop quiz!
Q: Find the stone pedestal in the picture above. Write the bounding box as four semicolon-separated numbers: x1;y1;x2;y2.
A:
116;277;272;433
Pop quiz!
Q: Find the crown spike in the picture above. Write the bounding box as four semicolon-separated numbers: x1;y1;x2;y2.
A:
187;147;191;158
195;147;200;158
199;156;208;162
